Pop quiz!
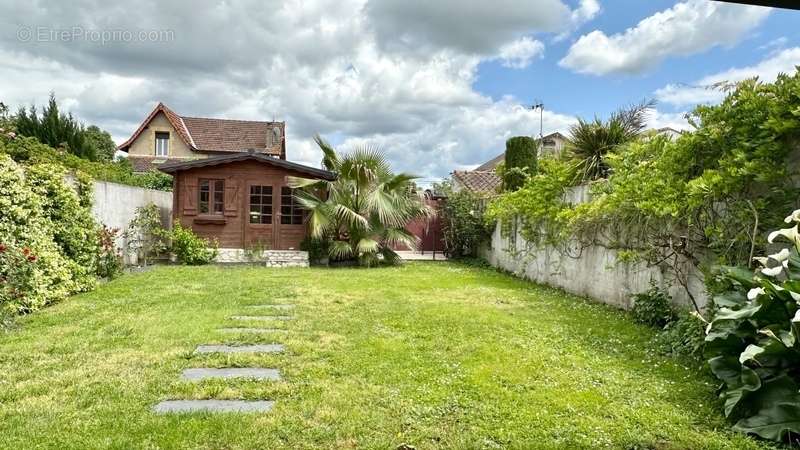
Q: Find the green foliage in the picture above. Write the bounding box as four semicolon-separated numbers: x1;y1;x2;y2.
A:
170;221;218;265
96;226;123;279
487;70;800;300
653;310;707;359
15;93;96;161
485;157;574;245
123;204;169;266
83;125;117;162
0;154;103;314
300;237;331;265
567;100;652;183
704;210;800;443
0;133;172;191
289;135;433;267
503;136;537;191
435;180;489;258
138;169;174;190
631;282;676;328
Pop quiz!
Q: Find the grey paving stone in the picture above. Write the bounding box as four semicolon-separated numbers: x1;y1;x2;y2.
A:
230;315;294;321
218;328;287;334
181;368;281;381
194;344;285;354
153;399;274;413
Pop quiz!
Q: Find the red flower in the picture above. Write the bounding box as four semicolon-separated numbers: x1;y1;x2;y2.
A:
22;247;30;255
0;244;5;253
27;254;37;262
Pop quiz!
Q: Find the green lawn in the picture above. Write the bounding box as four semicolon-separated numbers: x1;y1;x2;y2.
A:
0;263;770;449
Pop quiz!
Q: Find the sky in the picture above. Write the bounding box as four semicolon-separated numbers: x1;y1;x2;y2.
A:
0;0;798;185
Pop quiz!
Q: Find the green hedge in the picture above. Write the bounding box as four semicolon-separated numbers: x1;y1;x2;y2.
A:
0;154;103;315
0;134;172;191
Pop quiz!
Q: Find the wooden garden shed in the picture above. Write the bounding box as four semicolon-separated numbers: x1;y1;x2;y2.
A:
159;152;336;250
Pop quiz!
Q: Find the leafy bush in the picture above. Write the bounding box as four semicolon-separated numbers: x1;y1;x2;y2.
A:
0;154;99;314
1;133;172;191
123;204;169;266
503;136;537;191
96;226;123;279
704;210;800;443
170;221;218;265
300;237;330;265
435;180;490;258
653;311;707;359
631;282;676;327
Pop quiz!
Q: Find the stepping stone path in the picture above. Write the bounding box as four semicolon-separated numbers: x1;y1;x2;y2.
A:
195;344;285;354
218;327;287;334
230;315;294;321
153;400;274;413
153;297;297;414
182;368;281;381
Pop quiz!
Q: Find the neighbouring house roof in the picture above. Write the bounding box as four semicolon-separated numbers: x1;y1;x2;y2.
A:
451;170;501;195
117;102;285;157
128;156;193;173
157;151;337;181
475;132;569;171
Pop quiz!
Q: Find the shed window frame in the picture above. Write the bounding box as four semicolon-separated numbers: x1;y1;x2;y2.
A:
154;131;170;157
280;186;304;225
198;178;224;215
249;185;273;224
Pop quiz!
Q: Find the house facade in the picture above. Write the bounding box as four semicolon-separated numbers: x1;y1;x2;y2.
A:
119;102;336;254
117;102;285;172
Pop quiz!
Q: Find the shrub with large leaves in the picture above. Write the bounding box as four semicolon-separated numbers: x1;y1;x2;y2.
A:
290;135;433;266
705;209;800;443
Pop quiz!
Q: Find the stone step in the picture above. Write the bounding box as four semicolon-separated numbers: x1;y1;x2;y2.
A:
153;399;274;413
230;315;294;321
181;368;281;381
218;328;287;334
194;344;285;354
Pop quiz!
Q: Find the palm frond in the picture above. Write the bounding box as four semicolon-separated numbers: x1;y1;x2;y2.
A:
356;238;380;254
314;134;340;172
329;240;354;260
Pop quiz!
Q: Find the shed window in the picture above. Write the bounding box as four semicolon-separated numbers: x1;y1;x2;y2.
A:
249;185;273;224
155;132;169;156
199;179;224;215
281;187;303;225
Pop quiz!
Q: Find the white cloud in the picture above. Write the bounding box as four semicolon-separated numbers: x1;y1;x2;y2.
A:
0;0;585;179
560;0;770;75
554;0;602;41
496;37;545;69
655;47;800;107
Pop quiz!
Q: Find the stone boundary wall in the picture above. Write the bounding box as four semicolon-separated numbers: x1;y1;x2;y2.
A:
480;185;708;310
88;179;173;264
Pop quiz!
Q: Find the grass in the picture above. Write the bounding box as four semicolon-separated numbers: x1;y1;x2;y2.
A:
0;262;771;449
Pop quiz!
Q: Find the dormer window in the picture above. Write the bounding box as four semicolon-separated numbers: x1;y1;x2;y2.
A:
155;132;169;156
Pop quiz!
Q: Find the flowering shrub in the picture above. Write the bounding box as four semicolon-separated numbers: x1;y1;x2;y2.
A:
96;226;123;279
0;155;76;313
170;221;218;265
705;209;800;443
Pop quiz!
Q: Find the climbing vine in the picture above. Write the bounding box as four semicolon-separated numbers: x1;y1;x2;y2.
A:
486;70;800;311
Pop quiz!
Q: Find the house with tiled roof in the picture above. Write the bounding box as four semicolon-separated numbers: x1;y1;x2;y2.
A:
117;102;285;172
118;103;339;253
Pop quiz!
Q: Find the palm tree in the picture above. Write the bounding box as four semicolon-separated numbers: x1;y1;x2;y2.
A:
289;135;434;266
568;100;654;182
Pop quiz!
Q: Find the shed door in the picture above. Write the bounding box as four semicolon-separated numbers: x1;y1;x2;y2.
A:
244;182;277;250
